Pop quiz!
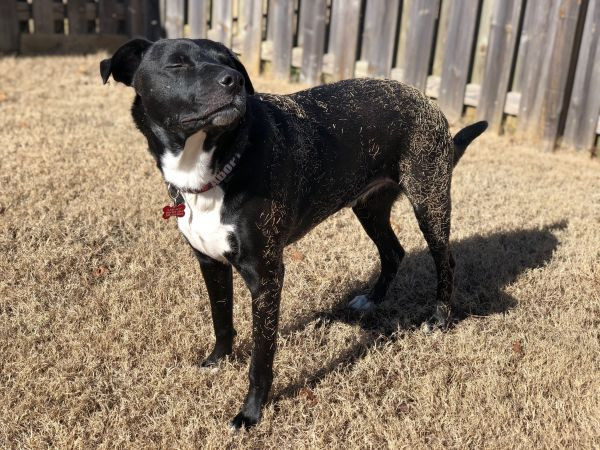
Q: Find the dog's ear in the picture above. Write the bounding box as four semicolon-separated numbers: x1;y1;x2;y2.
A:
100;38;153;86
227;50;255;95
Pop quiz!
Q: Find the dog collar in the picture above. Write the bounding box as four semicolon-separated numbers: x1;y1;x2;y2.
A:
166;151;242;199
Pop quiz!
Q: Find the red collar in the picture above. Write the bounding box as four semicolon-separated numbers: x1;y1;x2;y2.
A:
167;151;242;197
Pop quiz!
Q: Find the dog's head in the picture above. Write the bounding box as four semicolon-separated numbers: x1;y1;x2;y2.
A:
100;38;254;136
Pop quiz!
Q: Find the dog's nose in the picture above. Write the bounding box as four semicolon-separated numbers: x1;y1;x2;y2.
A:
218;70;244;90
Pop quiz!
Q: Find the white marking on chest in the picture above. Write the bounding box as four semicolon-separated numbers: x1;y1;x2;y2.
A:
161;131;234;262
178;188;234;263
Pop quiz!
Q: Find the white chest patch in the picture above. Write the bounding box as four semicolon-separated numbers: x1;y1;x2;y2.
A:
161;130;235;263
177;189;234;263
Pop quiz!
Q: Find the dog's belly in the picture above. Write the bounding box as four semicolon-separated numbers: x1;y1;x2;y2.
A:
177;188;234;263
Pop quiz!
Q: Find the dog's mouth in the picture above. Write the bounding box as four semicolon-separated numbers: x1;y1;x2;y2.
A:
181;99;245;130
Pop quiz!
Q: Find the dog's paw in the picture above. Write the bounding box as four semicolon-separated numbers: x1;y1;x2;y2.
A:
197;346;231;370
348;294;374;312
229;411;259;431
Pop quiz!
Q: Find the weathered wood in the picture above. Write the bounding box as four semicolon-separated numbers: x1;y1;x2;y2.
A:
477;0;523;132
518;0;583;151
271;0;294;79
438;0;480;124
328;0;361;81
209;0;233;46
471;0;494;84
164;0;184;38
402;0;439;91
239;0;263;76
33;0;56;34
20;33;129;54
394;0;412;71
361;0;400;78
300;0;327;85
99;0;120;34
127;0;146;37
514;0;556;131
563;0;600;151
189;0;208;38
432;0;451;76
66;0;87;35
0;0;19;52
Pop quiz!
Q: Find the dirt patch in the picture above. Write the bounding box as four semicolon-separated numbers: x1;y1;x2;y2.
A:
1;54;599;448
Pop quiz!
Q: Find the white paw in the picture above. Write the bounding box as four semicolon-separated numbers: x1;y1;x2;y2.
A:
348;295;374;311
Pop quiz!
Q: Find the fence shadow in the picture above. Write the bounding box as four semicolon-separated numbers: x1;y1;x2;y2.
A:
272;220;566;404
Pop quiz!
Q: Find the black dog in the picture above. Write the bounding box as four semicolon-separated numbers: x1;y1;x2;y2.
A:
100;38;487;429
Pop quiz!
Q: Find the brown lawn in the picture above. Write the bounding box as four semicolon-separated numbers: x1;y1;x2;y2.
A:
1;54;599;448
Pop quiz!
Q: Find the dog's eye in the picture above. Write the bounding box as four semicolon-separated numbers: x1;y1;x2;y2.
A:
165;63;186;69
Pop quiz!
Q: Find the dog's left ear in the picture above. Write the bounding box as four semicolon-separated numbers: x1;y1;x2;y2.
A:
100;38;153;86
227;50;254;95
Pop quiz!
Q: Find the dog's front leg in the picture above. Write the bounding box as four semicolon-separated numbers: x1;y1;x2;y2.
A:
230;257;284;430
194;252;235;367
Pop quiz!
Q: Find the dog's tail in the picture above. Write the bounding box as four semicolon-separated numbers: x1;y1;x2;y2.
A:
453;121;488;166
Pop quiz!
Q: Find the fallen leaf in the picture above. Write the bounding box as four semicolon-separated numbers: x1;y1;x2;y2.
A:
299;387;318;406
0;91;7;103
93;266;109;278
512;340;524;356
289;248;305;262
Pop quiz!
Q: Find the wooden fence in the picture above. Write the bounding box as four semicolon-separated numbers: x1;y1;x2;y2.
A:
1;0;599;152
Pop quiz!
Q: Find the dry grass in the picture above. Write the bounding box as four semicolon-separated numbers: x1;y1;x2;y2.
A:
1;53;599;449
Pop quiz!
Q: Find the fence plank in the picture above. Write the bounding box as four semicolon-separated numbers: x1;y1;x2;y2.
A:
471;0;494;84
328;0;361;81
477;0;523;132
271;0;294;79
209;0;233;46
239;0;263;76
432;0;450;77
99;0;120;34
67;0;88;35
402;0;439;91
300;0;326;85
360;0;399;78
189;0;208;38
438;0;480;124
0;0;19;52
164;0;184;38
514;1;555;131
563;0;600;151
33;0;56;34
394;0;411;72
518;0;583;150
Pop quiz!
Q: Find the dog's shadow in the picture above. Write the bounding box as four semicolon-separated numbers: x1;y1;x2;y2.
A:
272;221;566;403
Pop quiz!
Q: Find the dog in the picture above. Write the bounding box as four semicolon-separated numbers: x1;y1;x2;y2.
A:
100;38;487;429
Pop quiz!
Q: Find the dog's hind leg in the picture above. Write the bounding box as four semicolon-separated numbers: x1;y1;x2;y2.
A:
348;187;405;311
402;161;454;328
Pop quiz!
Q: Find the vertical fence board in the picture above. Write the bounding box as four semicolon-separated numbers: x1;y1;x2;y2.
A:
394;0;412;74
361;0;400;78
0;0;19;52
477;0;523;132
99;0;120;34
471;0;494;84
438;0;480;124
300;0;326;85
329;0;361;81
432;0;451;77
210;0;233;45
271;0;294;79
33;0;56;34
189;0;208;38
563;0;600;151
240;0;263;76
518;0;583;150
164;0;184;38
402;0;439;91
515;1;555;131
67;0;88;34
